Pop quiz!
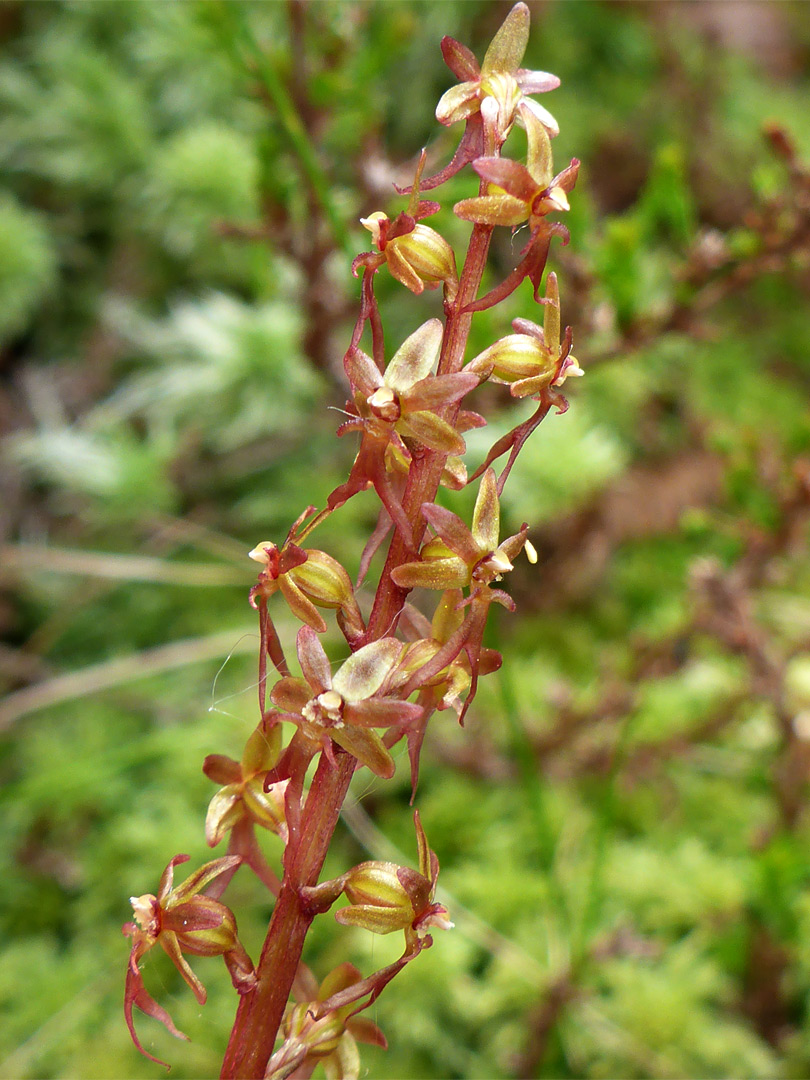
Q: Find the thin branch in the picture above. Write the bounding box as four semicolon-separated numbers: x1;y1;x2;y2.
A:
1;544;246;587
0;628;256;732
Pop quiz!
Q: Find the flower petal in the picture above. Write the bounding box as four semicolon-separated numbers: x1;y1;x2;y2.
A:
344;347;383;397
335;902;411;934
471;469;501;553
205;787;243;848
435;81;481;126
519;95;560;138
270;676;311;715
343;698;423;729
331;727;396;779
421;503;481;565
202;754;241;786
243;777;289;836
319;961;364;1000
296;625;333;694
391;556;470;591
385;244;426;294
279;575;328;633
516;68;561;95
384;319;443;393
543;270;561;353
405;370;480;413
454;193;528;227
398;411;466;456
441;36;480;81
168;856;242;905
332;637;403;701
241;721;282;777
469;333;552;383
481;2;529;77
522;102;555;186
473;157;539;202
160;931;208;1005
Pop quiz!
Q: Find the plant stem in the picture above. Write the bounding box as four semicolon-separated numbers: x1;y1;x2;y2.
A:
220;221;493;1078
365;222;494;641
220;753;355;1078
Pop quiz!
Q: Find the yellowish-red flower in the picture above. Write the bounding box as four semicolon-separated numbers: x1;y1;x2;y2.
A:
468;271;583;397
392;467;535;594
203;722;287;847
343;319;478;457
455;101;578;230
249;525;363;642
271;626;423;779
265;963;386;1080
123;854;255;1068
436;2;559;138
329;320;481;547
360;211;458;299
336;812;452;946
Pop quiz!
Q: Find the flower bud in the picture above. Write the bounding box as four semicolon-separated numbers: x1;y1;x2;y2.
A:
290;549;356;612
388;224;459;300
470;333;556;386
336;861;418;935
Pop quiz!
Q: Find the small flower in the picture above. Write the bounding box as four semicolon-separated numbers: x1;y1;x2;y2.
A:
411;3;559;192
360;211;458;299
344;319;479;456
204;722;287;846
391;471;536;724
336;812;452;946
468;271;583;398
249;523;364;643
123;855;255;1068
271;626;423;779
455;101;578;230
391;468;533;594
329;320;481;547
399;589;503;719
265;964;387;1080
436;2;559;138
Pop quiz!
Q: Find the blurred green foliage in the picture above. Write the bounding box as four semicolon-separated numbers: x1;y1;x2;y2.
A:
2;1;810;1077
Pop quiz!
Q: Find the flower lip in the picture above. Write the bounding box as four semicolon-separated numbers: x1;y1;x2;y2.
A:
414;902;455;936
359;211;387;248
130;894;160;938
248;542;281;578
367;386;401;421
303;689;345;728
473;549;514;582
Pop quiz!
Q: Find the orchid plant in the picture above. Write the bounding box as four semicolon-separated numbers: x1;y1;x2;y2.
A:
123;6;581;1076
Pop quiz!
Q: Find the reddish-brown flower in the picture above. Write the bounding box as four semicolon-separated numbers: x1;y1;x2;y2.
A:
329;319;480;546
391;470;536;723
271;626;423;779
455;101;578;230
265;963;387;1080
468;271;583;397
359;211;458;299
391;467;535;594
336;811;452;947
412;2;560;191
249;507;364;642
123;854;255;1068
436;2;559;137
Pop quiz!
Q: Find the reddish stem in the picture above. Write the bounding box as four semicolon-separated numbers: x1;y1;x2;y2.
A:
221;222;494;1080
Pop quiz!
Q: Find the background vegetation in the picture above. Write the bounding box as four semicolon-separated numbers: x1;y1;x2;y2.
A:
2;1;810;1076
